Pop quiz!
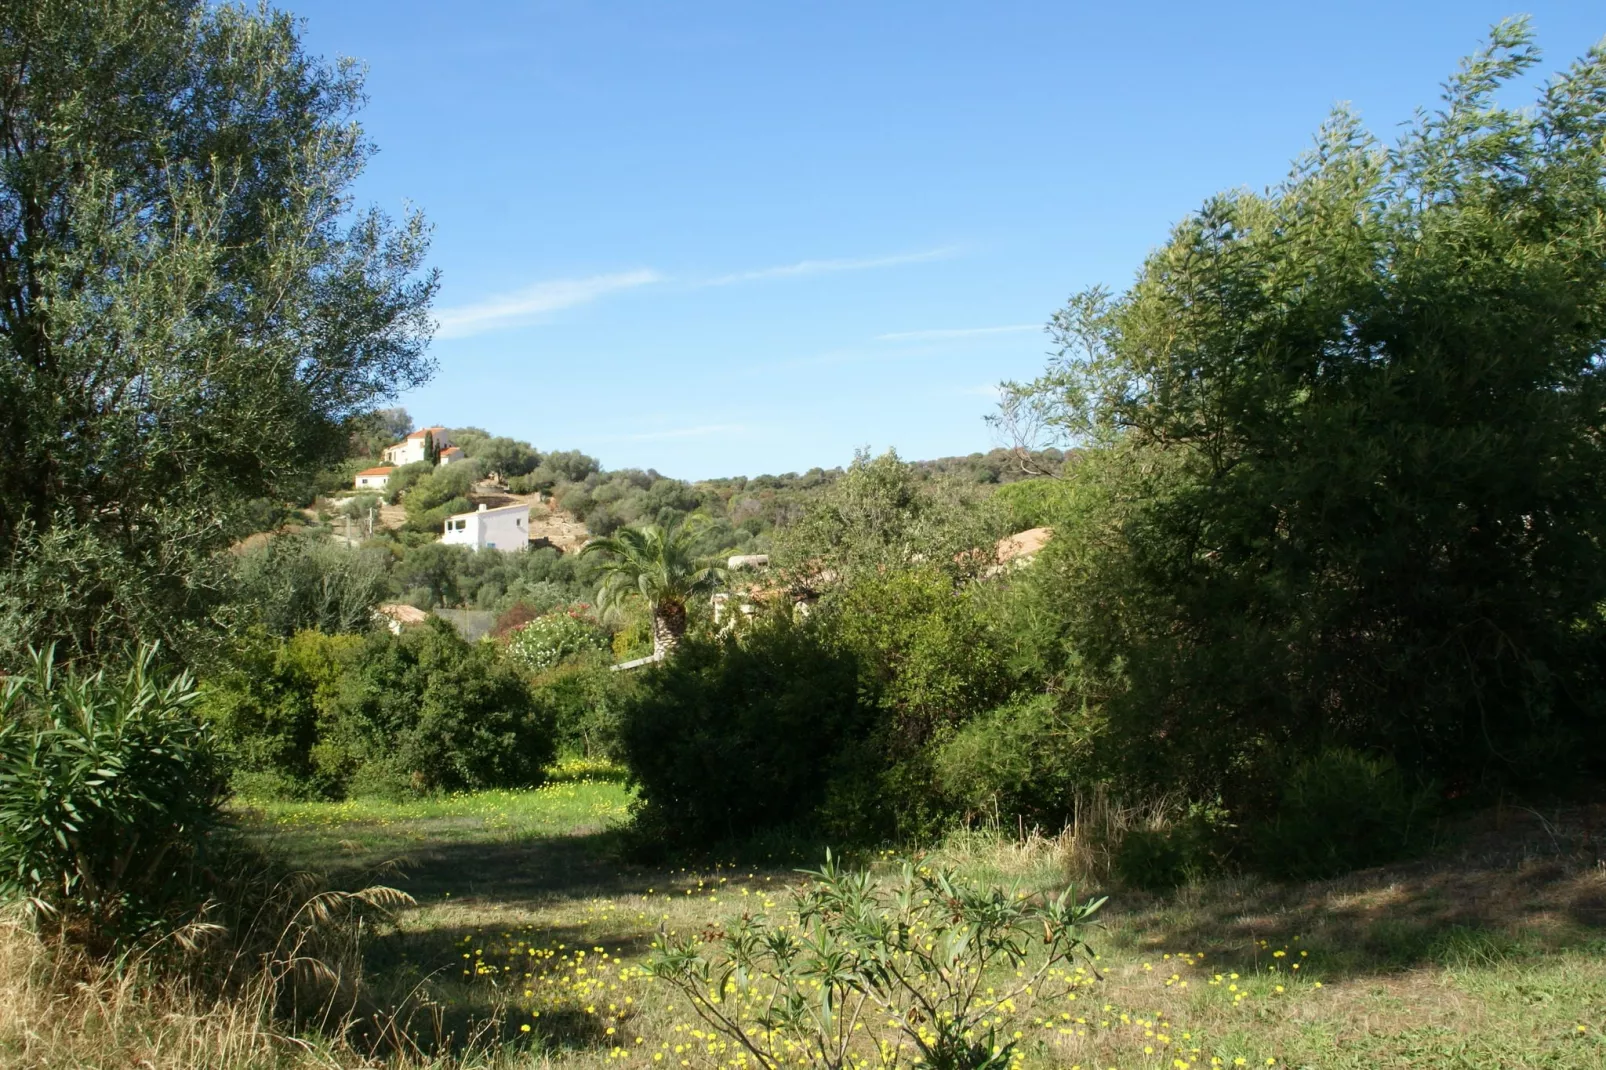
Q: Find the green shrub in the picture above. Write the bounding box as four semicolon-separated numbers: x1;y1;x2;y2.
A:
619;620;867;847
647;851;1105;1070
199;629;363;798
319;620;556;796
933;693;1095;821
0;646;228;948
819;567;1017;842
529;654;632;758
1112;823;1213;891
990;478;1068;532
505;607;608;672
204;622;556;798
1250;747;1438;880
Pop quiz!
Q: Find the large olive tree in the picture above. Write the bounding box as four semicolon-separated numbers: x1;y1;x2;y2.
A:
0;1;437;664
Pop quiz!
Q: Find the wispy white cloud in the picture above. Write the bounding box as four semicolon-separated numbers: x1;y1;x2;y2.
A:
704;246;959;286
877;324;1039;343
599;423;752;442
434;269;663;339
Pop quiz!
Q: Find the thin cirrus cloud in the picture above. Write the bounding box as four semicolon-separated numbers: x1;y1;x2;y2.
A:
433;269;663;339
701;245;960;287
877;324;1039;343
432;245;960;339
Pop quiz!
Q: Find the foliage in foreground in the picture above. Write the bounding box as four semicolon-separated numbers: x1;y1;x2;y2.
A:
0;646;226;949
648;852;1106;1070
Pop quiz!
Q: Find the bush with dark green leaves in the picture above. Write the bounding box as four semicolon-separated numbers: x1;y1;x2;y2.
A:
619;619;868;848
203;620;555;799
529;654;634;759
933;694;1095;823
0;646;228;950
998;24;1606;803
820;566;1016;841
1250;748;1439;880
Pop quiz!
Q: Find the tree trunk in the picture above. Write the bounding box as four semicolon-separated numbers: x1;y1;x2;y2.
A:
652;601;688;659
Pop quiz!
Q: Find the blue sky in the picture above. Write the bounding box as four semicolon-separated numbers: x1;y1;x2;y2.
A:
283;1;1603;480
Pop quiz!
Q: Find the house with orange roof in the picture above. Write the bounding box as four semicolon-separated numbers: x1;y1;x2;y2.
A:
354;464;396;491
381;425;452;467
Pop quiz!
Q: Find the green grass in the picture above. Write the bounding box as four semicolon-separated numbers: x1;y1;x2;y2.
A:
223;770;1606;1070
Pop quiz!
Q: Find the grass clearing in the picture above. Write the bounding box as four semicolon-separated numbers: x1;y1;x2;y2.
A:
7;765;1603;1069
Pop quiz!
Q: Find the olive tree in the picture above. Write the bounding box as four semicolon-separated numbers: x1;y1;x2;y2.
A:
0;1;437;665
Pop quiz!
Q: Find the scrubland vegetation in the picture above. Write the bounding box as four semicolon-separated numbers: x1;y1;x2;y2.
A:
1;4;1604;1069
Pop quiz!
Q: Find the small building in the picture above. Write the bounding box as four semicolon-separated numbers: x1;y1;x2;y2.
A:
354;465;396;491
442;502;529;552
382;425;452;467
438;445;464;466
374;602;430;634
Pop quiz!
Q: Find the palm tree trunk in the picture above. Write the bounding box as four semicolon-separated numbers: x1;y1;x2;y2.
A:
652;601;688;659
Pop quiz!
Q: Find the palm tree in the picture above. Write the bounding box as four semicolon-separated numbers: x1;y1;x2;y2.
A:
580;517;726;660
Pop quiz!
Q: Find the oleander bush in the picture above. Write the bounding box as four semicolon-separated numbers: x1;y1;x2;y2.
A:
0;646;228;950
505;606;609;672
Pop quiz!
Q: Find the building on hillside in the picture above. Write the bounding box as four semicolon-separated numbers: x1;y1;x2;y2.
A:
382;426;452;467
373;602;429;634
438;445;464;466
442;502;529;552
354;465;396;491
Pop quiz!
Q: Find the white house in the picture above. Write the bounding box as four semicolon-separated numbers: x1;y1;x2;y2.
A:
354;465;395;491
438;445;464;466
442;502;529;552
382;426;452;467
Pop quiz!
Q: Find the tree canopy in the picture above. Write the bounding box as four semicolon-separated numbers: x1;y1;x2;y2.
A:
1004;18;1606;794
0;1;437;664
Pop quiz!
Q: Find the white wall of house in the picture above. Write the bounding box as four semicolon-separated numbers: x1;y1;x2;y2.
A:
354;468;393;491
438;446;464;466
441;503;529;552
382;426;453;466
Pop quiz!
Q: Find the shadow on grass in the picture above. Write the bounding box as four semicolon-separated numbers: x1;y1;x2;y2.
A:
1102;847;1606;982
353;910;679;1057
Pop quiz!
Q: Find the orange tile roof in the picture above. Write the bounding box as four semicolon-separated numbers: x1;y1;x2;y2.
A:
440;446;462;455
357;465;396;477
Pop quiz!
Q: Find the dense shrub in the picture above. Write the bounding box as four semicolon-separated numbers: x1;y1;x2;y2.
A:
933;694;1095;822
1250;748;1439;880
203;621;554;798
821;567;1016;841
0;646;228;948
199;629;362;798
529;655;634;758
619;620;867;847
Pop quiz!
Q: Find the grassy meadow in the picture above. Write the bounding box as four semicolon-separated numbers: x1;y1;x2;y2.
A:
150;764;1602;1070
